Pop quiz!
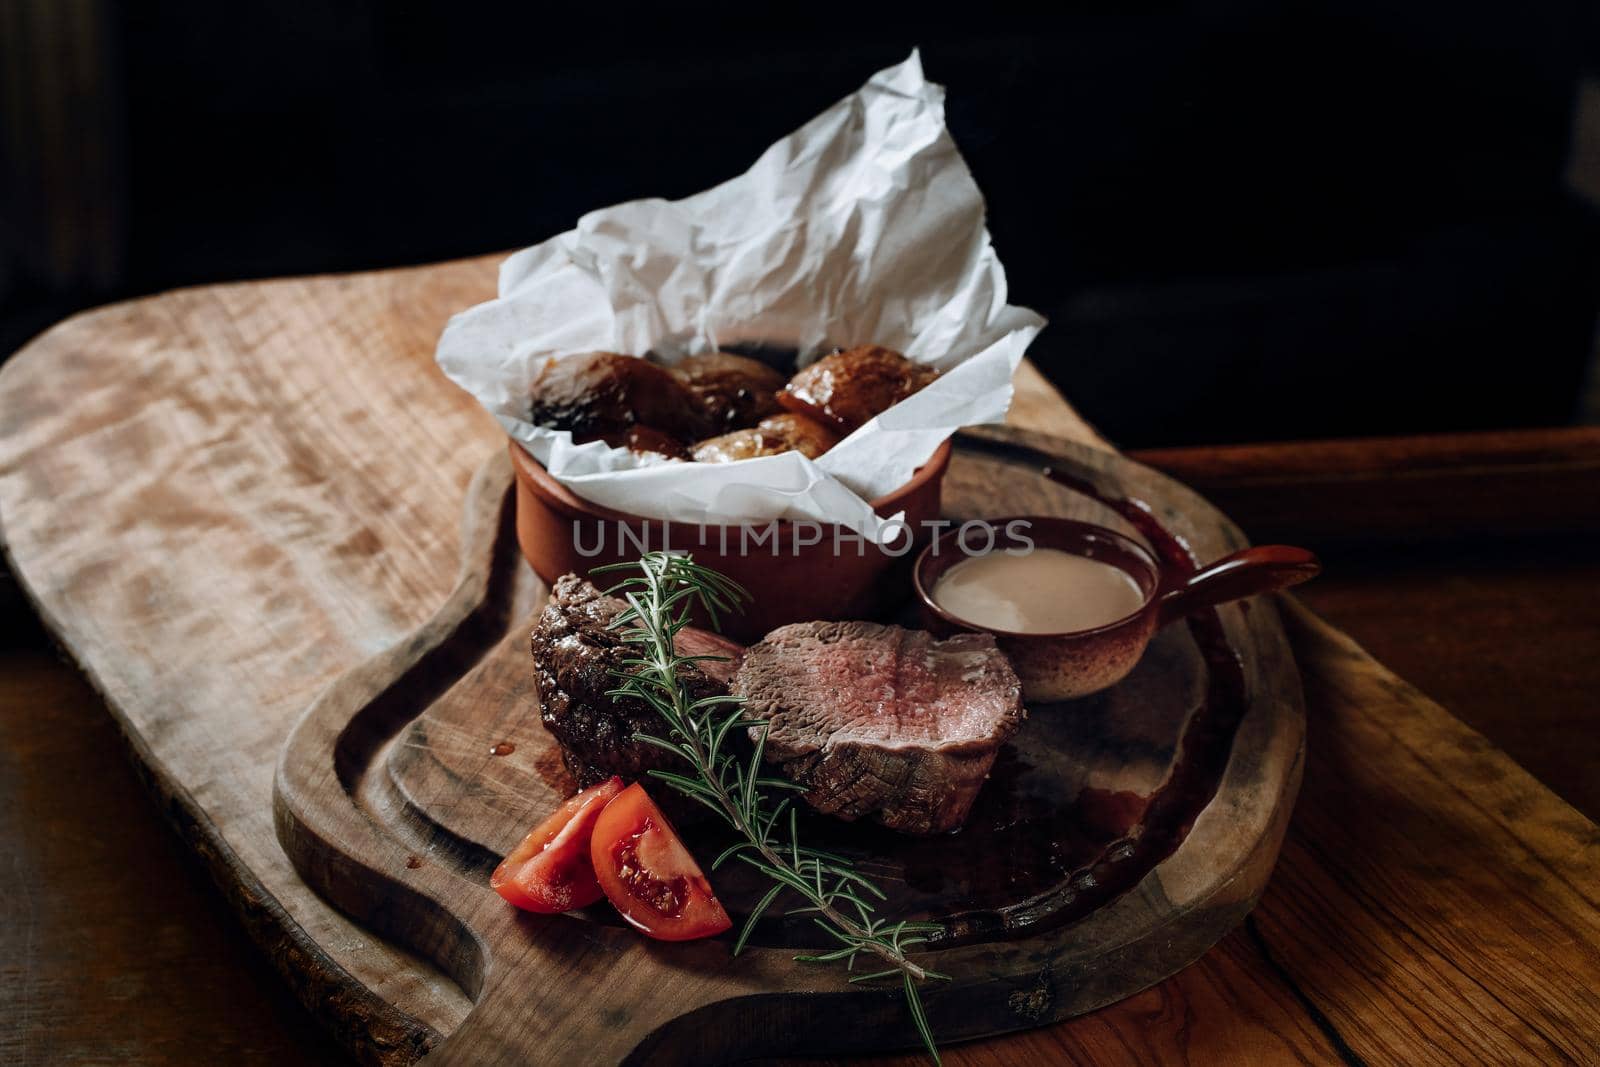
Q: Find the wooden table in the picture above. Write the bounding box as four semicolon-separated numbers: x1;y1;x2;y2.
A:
2;260;1598;1065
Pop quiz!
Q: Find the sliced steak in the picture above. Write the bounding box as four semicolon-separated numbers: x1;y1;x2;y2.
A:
733;621;1024;834
532;574;744;789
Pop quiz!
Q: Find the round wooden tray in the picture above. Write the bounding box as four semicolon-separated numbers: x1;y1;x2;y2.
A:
273;425;1305;1064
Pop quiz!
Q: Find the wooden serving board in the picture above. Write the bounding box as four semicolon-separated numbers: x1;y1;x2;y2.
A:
3;257;1597;1065
273;425;1305;1063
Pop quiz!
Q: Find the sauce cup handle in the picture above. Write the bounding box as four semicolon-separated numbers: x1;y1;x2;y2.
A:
1157;545;1321;625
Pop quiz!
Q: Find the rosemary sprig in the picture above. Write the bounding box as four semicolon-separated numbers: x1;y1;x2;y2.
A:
596;552;950;1063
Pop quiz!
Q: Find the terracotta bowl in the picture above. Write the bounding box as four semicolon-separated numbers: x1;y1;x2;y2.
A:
914;516;1320;702
509;439;953;642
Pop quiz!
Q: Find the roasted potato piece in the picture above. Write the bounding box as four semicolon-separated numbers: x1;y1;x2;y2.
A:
576;425;690;461
527;352;712;440
670;352;787;431
691;413;841;463
778;345;939;433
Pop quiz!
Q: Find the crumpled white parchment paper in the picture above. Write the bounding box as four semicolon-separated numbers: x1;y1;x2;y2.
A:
436;51;1045;542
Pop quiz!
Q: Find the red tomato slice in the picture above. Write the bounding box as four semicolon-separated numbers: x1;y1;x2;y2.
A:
491;776;623;914
590;782;733;941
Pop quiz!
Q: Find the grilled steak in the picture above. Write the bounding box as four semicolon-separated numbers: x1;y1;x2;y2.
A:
732;621;1024;834
532;575;743;789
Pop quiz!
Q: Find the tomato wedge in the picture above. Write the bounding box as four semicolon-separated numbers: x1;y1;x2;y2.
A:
491;776;623;913
589;783;732;941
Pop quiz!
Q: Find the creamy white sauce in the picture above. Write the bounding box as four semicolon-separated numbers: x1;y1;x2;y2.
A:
932;548;1146;634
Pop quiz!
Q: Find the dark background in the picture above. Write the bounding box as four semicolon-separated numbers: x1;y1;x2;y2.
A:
5;9;1600;1066
5;1;1600;446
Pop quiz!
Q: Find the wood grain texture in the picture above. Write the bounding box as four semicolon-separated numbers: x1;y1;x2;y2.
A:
0;642;345;1067
1130;427;1600;543
1259;601;1600;1064
1;254;1597;1064
0;262;504;1058
1133;425;1600;825
776;600;1600;1067
272;428;1306;1063
1295;534;1600;821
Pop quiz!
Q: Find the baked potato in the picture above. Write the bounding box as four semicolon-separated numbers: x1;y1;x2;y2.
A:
670;352;787;431
527;352;712;441
778;345;939;433
576;425;690;460
690;413;841;463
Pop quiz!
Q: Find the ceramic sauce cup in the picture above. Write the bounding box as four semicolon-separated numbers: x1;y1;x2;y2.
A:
913;516;1320;702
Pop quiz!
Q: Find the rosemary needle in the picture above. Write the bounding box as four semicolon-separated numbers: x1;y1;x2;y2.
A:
596;552;949;1063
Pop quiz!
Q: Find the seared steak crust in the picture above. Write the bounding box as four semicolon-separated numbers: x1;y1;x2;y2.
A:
733;621;1024;834
532;575;743;788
